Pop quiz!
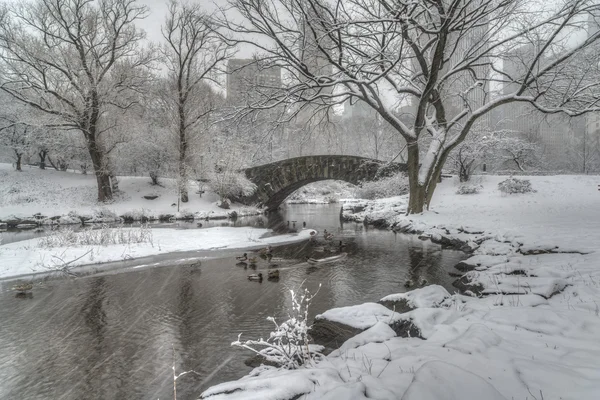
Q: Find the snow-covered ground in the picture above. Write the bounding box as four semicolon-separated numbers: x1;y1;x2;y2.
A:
286;180;356;204
201;175;600;400
0;163;258;223
0;227;316;280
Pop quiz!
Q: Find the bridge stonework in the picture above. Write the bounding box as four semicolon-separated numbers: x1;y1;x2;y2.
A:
238;155;407;210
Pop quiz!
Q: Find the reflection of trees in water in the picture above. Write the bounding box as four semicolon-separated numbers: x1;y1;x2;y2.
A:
82;277;107;347
407;242;443;281
80;277;111;397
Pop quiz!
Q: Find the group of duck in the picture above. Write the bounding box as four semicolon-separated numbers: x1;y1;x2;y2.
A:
236;245;280;282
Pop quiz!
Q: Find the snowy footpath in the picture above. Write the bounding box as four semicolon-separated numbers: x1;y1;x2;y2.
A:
201;175;600;400
0;227;316;280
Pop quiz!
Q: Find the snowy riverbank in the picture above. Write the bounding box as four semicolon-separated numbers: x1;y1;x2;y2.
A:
0;227;316;280
201;175;600;400
0;163;259;226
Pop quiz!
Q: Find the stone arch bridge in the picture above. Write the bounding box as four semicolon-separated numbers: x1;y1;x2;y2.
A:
237;155;407;211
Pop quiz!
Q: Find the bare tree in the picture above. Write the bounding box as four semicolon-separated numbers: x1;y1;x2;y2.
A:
161;0;233;202
0;0;153;201
218;0;600;213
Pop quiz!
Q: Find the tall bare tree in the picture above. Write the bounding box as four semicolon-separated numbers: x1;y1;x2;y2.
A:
0;0;153;201
161;0;233;202
219;0;600;213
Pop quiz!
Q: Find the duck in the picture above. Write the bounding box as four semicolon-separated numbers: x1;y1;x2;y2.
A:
248;256;258;264
190;261;201;268
248;273;263;282
13;283;33;293
236;253;248;261
419;278;428;287
268;270;280;280
404;279;414;288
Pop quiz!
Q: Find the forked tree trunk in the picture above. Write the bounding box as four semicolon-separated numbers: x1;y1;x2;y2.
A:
39;149;47;169
406;141;448;215
14;150;22;171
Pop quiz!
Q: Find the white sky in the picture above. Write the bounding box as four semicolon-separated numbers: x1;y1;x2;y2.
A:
137;0;255;58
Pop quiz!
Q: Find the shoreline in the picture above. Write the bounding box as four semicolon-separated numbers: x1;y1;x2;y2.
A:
0;227;317;281
201;175;600;400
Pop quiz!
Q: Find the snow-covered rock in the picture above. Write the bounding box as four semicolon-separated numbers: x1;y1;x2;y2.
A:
380;285;450;312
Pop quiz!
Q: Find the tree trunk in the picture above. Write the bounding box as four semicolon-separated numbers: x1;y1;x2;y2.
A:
87;135;112;202
178;102;189;203
406;140;425;214
14;151;22;171
149;171;159;185
406;140;448;214
38;150;47;169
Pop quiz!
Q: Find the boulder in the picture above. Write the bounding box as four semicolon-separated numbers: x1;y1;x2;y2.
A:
389;318;423;339
309;319;364;349
452;275;484;296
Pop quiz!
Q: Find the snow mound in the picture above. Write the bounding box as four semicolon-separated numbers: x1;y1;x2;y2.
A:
199;368;344;400
401;361;507;400
380;285;450;309
442;324;502;355
316;302;402;330
330;321;396;357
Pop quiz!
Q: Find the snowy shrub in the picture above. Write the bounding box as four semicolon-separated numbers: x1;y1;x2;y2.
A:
232;286;323;369
207;171;257;201
92;207;119;221
38;224;153;247
498;177;536;194
356;172;409;200
324;194;339;204
456;184;482;195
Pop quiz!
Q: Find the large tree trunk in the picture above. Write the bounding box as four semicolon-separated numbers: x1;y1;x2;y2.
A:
84;94;113;202
88;139;112;202
406;140;425;214
406;140;448;214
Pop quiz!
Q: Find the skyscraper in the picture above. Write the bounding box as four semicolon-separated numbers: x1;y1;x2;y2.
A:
226;59;282;106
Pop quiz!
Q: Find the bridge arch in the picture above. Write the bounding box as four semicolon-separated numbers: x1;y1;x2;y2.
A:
238;155;407;210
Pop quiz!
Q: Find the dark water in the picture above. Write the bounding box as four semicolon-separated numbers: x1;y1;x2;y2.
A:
0;204;465;400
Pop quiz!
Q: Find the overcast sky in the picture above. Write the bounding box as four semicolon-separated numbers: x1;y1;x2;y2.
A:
137;0;256;58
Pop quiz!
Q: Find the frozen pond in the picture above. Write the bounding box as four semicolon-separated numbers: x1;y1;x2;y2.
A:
0;204;466;399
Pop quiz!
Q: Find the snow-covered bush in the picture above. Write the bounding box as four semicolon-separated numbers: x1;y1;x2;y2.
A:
498;177;536;194
356;172;409;199
232;286;323;369
38;224;153;247
456;184;482;195
207;170;257;201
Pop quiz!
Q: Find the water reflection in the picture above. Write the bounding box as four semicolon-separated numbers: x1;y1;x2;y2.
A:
0;204;466;400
